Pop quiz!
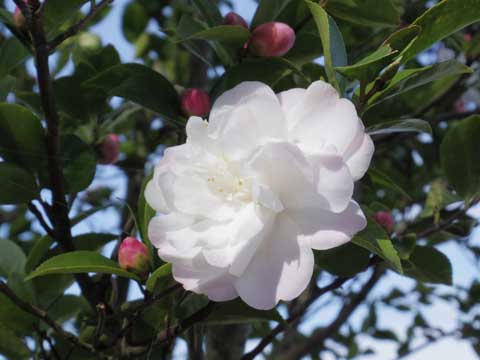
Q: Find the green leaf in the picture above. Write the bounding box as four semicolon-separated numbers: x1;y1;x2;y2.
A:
138;173;156;264
26;251;141;281
44;295;90;326
83;64;181;125
146;263;172;293
420;180;460;220
368;167;411;200
205;299;285;325
367;119;432;136
252;0;296;28
0;239;27;278
122;2;148;42
368;60;472;108
60;135;97;194
315;242;371;277
305;1;347;93
402;246;452;285
440;115;480;201
184;25;251;49
191;0;223;27
73;233;117;251
326;0;400;28
0;324;30;360
336;46;398;84
0;103;47;172
353;213;403;273
43;0;89;36
403;0;480;62
0;37;30;79
25;236;54;274
0;163;38;204
71;205;112;227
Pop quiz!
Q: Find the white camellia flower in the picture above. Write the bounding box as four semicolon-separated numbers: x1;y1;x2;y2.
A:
145;81;374;310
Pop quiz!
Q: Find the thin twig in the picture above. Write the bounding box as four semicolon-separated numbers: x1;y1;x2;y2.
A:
49;0;114;50
0;281;97;355
28;202;55;237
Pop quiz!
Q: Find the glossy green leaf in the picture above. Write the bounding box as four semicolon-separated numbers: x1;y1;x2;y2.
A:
0;103;46;172
402;246;452;285
367;119;432;136
205;299;285;325
0;324;30;360
146;263;172;293
26;251;141;281
0;37;30;79
191;0;223;27
305;1;347;93
403;0;480;62
83;64;182;125
326;0;400;28
353;213;403;273
0;239;27;278
440;115;480;201
0;163;38;204
60;135;97;194
315;242;371;277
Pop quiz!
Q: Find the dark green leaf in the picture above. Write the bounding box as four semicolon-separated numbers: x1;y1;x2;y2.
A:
0;37;30;79
146;263;172;293
305;1;347;93
315;242;371;277
43;0;89;36
0;163;38;204
368;167;411;200
205;299;285;325
402;246;452;285
138;173;156;264
25;236;54;274
403;0;480;62
26;251;140;281
191;0;223;27
440;115;480;201
0;239;27;277
122;2;148;42
367;119;432;136
326;0;400;28
83;64;182;125
0;103;46;172
184;25;251;49
252;0;296;28
0;324;30;360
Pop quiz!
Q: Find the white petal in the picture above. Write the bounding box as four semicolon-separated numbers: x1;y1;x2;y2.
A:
248;141;329;210
144;179;169;214
311;152;354;213
343;131;375;181
234;214;314;310
291;201;367;250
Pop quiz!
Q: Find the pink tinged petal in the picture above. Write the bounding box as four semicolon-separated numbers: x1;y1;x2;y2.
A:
248;141;329;210
291;201;367;250
234;214;314;310
311;152;354;213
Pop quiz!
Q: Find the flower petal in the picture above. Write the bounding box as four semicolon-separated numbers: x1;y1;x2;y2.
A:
343;130;375;181
291;201;367;250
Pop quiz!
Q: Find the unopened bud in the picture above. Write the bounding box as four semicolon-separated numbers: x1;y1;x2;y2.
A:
464;33;473;42
181;88;211;117
222;12;248;28
98;134;120;165
373;211;395;233
249;22;295;57
13;6;26;30
118;237;150;279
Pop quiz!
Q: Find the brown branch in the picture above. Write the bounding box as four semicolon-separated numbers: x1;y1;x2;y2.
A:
0;281;97;355
242;276;351;360
27;2;101;309
278;266;383;360
49;0;114;50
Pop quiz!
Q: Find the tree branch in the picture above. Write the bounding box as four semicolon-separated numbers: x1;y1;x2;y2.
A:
27;1;101;309
0;281;97;355
49;0;114;50
28;202;55;238
278;266;383;360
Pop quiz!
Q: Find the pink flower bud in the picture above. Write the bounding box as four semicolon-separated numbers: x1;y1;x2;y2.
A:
222;12;248;28
464;33;473;42
13;6;26;30
249;22;295;57
118;237;150;279
373;211;395;233
98;134;121;165
181;88;211;117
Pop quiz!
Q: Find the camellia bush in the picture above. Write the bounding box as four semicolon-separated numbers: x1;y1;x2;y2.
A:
0;0;480;359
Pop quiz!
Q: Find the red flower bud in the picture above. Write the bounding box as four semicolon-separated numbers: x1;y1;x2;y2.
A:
373;211;395;233
118;237;150;279
249;22;295;57
464;33;473;42
98;134;121;165
222;12;248;28
181;88;211;117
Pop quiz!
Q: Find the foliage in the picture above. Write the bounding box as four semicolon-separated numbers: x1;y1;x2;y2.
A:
0;0;479;359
